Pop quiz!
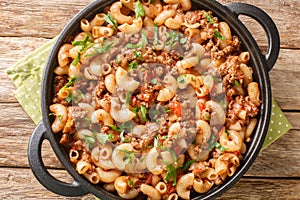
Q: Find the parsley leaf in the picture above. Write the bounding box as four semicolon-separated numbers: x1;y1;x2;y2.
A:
72;53;81;66
214;31;227;40
64;76;80;88
177;74;186;84
166;31;179;46
140;105;148;122
165;161;177;186
206;12;215;24
120;131;130;143
104;14;117;30
120;149;135;165
129;61;138;70
65;93;74;103
234;80;240;87
97;133;114;145
135;0;145;19
84;135;96;146
109;125;123;132
133;50;143;59
181;160;196;172
128;179;134;186
72;35;90;46
126;91;131;105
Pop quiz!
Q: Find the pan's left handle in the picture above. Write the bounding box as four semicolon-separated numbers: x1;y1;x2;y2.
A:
28;122;88;196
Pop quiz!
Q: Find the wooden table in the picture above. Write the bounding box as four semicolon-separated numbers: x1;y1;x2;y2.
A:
0;0;299;199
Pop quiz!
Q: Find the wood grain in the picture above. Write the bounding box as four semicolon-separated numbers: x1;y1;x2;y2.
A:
0;0;299;199
0;0;299;48
0;167;299;200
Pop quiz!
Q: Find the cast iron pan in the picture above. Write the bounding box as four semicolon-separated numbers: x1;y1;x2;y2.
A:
28;0;280;199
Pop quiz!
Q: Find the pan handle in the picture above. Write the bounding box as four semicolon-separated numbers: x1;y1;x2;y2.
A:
226;3;280;72
28;122;88;196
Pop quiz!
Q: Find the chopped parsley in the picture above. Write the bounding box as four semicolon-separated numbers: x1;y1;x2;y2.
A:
128;179;134;186
120;149;135;165
135;0;145;19
206;12;215;24
234;80;240;87
104;14;117;30
141;31;148;47
97;133;114;145
140;105;148;122
72;35;90;46
208;135;228;152
225;129;229;136
132;107;139;115
179;37;187;44
164;107;171;113
129;61;139;70
181;160;196;172
126;91;131;105
126;43;143;49
72;53;81;66
120;131;131;143
214;31;227;41
165;161;177;186
165;31;179;46
214;142;228;152
63;76;80;88
109;124;124;132
65;93;74;103
84;41;114;58
48;113;63;121
177;74;186;84
84;135;96;146
133;50;143;59
151;78;158;85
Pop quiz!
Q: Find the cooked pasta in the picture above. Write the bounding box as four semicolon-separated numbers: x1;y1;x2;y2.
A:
49;0;261;199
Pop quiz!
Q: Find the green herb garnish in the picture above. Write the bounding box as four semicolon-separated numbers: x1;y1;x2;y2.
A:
126;43;143;49
165;161;177;186
135;0;145;19
120;131;130;143
214;31;227;41
64;76;80;88
133;50;143;59
72;35;89;46
234;80;240;87
166;31;179;46
126;91;131;105
84;135;96;146
214;142;228;152
72;53;81;66
165;107;171;113
128;179;134;186
120;149;135;165
109;124;123;132
206;12;215;24
129;61;138;70
151;78;158;85
97;133;114;145
179;37;187;44
65;93;74;103
141;31;148;47
104;14;117;30
177;74;186;84
140;105;148;122
181;160;196;172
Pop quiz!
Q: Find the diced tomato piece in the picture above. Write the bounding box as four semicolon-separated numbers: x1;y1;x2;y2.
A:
197;101;206;111
169;101;182;116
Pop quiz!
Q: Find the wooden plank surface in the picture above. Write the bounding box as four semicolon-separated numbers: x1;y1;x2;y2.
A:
0;0;299;48
0;0;299;199
0;168;299;200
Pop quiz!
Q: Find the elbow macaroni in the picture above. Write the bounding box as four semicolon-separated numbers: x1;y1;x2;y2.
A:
50;0;262;198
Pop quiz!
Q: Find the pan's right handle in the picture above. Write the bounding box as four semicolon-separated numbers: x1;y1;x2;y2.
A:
28;122;88;196
226;3;280;72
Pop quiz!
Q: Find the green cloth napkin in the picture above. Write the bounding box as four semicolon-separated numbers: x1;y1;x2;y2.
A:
6;38;292;150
